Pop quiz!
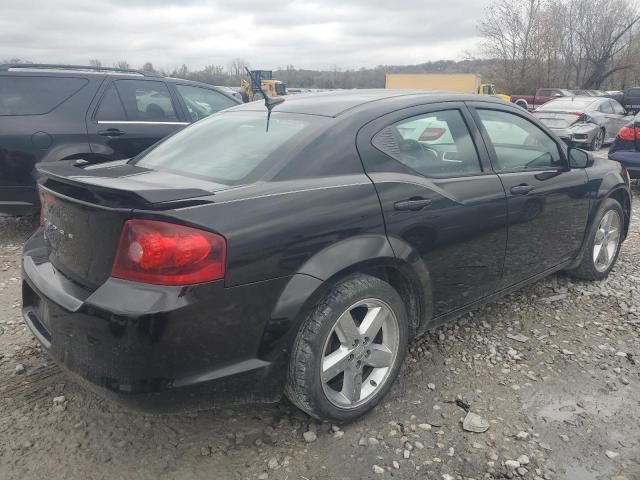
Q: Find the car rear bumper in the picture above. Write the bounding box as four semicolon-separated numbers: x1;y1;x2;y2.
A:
548;125;597;146
609;151;640;178
21;230;301;412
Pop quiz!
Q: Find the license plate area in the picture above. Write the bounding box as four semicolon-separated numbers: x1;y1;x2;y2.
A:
23;281;52;345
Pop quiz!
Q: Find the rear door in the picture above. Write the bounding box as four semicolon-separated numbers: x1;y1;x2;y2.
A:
357;103;507;318
86;78;189;160
469;104;590;288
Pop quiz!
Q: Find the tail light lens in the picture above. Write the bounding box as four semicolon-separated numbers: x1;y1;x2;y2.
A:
112;219;226;285
618;126;640;141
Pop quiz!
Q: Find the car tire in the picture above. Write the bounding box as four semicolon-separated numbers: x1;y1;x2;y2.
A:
568;198;624;281
588;128;605;151
285;274;409;423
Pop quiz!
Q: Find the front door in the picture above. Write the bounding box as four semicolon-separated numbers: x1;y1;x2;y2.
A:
86;79;189;160
470;106;590;288
357;103;508;318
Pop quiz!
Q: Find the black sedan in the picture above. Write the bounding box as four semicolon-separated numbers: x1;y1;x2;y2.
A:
22;91;631;423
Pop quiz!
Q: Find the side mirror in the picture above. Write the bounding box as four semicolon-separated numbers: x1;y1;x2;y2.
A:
568;147;592;168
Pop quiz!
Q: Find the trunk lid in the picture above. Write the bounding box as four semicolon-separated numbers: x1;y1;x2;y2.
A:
533;111;582;129
38;159;224;289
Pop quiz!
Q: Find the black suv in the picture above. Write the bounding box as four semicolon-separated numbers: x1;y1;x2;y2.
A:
0;64;240;215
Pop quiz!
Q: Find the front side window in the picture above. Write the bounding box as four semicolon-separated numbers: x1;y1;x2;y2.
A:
372;109;482;178
114;80;178;122
0;75;87;116
175;84;237;122
476;109;563;172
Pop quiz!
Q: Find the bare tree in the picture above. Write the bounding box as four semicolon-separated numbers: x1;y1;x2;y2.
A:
113;60;130;70
89;59;102;67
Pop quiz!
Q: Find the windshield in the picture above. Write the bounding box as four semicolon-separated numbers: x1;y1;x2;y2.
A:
132;111;322;184
538;98;594;112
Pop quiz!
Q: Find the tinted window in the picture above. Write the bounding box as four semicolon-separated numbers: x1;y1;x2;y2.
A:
477;109;563;172
175;85;237;122
373;110;481;177
0;75;88;116
538;89;550;97
133;112;319;184
95;84;126;121
114;80;178;121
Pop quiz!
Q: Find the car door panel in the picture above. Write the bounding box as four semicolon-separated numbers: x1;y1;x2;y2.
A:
469;104;590;288
86;79;189;161
357;103;508;319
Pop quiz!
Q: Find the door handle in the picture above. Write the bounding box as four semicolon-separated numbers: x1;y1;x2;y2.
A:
394;198;433;211
98;128;125;137
510;184;534;195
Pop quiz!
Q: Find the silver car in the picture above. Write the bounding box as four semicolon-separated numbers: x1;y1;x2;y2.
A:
532;96;630;150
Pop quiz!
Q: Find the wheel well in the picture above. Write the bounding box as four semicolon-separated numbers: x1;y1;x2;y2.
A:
323;261;425;339
609;188;631;239
515;99;528;109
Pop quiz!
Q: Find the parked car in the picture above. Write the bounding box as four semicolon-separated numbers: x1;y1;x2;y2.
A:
0;64;240;216
511;88;572;110
23;91;631;423
622;87;640;115
609;112;640;177
532;96;630;150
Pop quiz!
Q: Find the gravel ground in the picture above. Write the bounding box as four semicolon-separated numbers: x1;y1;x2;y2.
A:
1;152;638;480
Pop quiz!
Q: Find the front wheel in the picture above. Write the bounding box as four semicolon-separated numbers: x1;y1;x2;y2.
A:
285;274;408;423
568;198;623;280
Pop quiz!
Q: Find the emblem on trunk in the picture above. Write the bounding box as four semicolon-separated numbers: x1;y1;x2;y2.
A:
43;219;74;241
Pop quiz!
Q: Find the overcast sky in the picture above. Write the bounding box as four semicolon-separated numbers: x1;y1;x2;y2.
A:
1;0;485;71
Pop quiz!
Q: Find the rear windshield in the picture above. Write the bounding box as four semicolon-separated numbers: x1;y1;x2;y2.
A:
538;99;594;111
0;75;88;115
132;111;324;184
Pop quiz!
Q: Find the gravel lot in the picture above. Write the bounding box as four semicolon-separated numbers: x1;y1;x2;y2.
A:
1;152;638;480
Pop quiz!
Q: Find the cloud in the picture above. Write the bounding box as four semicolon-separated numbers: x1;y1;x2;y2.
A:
0;0;485;70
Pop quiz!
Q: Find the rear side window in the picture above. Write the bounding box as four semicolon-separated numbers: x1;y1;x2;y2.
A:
611;100;626;115
114;80;178;122
133;112;320;184
95;84;126;121
598;101;614;114
175;84;237;122
372;109;482;178
0;75;88;116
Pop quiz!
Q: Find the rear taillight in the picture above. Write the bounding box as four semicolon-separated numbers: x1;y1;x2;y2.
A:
618;126;640;141
39;190;57;226
112;219;226;285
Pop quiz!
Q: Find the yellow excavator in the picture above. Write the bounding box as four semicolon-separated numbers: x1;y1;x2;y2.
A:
240;70;287;103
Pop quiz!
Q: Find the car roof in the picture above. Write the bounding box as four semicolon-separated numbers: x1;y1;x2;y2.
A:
231;89;505;117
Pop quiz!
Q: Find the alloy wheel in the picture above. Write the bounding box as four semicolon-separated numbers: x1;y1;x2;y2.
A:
321;298;400;409
593;210;621;272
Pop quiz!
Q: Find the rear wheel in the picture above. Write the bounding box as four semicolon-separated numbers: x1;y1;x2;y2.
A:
285;274;408;423
588;128;605;151
568;198;623;280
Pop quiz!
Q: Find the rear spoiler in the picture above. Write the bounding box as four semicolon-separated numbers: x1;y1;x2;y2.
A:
36;160;214;209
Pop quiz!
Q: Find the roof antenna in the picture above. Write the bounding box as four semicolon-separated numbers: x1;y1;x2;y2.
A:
245;67;284;132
